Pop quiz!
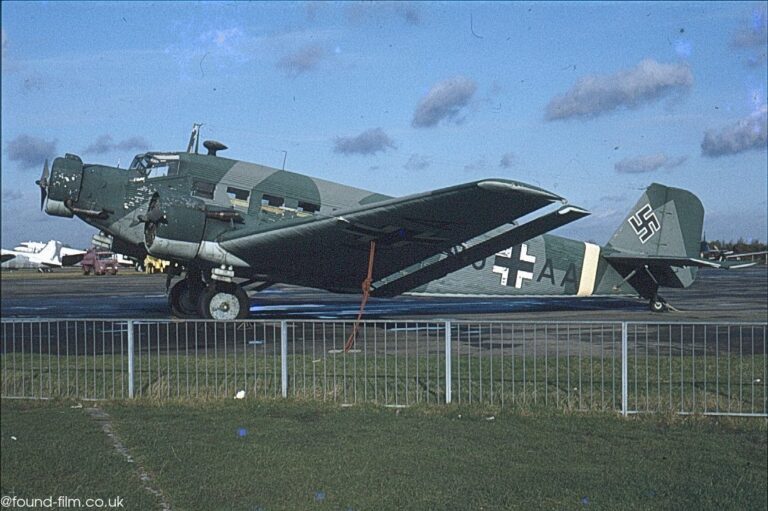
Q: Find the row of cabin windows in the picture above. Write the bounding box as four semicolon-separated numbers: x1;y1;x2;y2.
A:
192;181;319;214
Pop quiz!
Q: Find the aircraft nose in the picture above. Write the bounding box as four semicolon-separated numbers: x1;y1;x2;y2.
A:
42;155;83;218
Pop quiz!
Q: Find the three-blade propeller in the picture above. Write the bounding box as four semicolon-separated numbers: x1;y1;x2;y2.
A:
138;195;167;247
35;159;49;210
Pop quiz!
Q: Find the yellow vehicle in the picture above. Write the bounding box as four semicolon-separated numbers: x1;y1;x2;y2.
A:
143;255;170;274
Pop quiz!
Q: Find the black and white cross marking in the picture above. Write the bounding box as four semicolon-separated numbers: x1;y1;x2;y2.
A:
628;204;660;244
492;244;536;288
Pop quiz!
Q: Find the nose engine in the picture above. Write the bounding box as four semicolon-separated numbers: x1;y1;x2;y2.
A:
38;154;84;218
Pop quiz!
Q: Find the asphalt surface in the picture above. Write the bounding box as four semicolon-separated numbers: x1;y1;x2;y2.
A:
1;266;766;323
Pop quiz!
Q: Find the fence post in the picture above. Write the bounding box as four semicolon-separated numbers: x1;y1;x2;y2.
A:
127;320;134;399
621;322;628;417
280;320;288;398
445;320;452;404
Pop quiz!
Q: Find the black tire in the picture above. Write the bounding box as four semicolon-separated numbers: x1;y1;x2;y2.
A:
198;282;249;320
649;298;667;313
169;279;203;318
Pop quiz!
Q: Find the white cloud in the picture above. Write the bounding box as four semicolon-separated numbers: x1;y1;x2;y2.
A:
545;59;693;121
499;152;519;169
333;128;396;156
83;135;149;155
412;76;477;128
614;153;688;174
276;44;328;77
6;135;57;170
701;105;768;157
732;6;768;48
404;154;431;171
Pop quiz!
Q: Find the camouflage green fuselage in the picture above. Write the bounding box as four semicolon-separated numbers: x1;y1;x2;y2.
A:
46;150;699;300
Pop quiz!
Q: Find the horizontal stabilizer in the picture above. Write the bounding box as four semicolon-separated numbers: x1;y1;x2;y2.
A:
604;254;756;270
372;205;590;297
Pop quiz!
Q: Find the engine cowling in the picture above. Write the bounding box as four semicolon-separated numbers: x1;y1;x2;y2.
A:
142;191;251;268
143;194;207;261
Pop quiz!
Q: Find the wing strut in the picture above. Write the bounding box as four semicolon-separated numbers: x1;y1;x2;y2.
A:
344;240;377;352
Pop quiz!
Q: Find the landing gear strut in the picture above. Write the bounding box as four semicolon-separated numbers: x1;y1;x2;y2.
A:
168;265;250;320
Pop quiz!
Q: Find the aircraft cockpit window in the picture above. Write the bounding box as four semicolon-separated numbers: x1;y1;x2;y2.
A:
148;164;170;178
130;154;180;177
226;187;250;208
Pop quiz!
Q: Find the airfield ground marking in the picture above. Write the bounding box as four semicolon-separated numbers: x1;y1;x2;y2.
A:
84;407;172;511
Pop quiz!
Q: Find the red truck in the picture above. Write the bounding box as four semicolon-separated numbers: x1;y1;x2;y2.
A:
80;247;120;275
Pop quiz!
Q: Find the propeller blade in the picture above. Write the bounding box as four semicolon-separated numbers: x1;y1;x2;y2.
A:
146;207;165;223
36;159;50;210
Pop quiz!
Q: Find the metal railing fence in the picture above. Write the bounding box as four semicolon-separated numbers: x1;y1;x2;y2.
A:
1;319;765;417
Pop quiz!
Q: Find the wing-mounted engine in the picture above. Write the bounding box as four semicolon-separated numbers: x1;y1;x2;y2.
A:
142;192;208;261
141;191;249;267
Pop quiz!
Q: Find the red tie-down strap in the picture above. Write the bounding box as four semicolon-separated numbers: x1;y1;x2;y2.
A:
344;240;376;353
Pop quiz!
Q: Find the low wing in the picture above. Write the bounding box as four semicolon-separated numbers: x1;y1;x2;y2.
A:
604;254;757;270
221;179;567;291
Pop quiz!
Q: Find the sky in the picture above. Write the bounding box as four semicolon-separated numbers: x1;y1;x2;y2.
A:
2;1;767;249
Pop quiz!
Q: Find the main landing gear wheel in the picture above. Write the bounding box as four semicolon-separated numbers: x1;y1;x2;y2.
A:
169;279;204;318
199;282;249;320
649;296;668;313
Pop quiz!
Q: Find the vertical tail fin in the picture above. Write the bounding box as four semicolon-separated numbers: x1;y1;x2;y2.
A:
605;183;705;296
37;240;63;265
607;183;703;258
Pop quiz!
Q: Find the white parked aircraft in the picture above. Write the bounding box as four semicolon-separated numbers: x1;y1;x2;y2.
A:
1;240;86;271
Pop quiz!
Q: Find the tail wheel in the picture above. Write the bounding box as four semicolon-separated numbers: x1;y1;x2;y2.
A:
199;282;249;320
649;297;667;313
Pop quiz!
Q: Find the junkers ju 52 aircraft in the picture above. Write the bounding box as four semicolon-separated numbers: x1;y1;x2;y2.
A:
36;126;750;319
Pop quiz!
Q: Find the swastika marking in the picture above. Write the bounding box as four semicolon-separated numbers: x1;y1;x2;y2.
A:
628;204;660;244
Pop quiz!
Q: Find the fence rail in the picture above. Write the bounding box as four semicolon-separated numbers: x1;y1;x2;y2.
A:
1;319;765;417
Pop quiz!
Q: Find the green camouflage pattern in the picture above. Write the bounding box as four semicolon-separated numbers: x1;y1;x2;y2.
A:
41;133;718;317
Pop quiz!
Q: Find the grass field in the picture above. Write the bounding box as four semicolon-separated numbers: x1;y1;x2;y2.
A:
3;351;766;415
1;399;766;511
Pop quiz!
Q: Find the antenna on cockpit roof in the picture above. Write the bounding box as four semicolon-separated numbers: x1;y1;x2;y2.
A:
187;123;203;154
